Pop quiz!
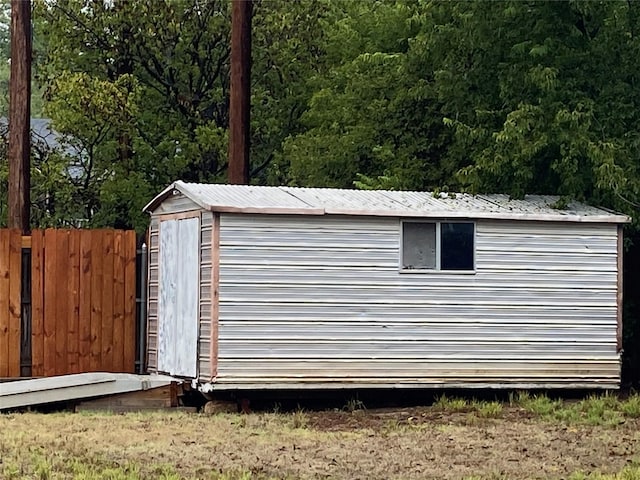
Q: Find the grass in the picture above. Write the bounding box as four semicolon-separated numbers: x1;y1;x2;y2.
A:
432;391;640;425
290;407;309;429
343;396;366;412
621;393;640;418
510;391;562;415
505;391;640;426
465;466;640;480
472;400;503;418
3;393;640;479
433;394;469;412
568;466;640;479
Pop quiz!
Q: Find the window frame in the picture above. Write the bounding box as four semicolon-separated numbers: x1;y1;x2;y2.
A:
399;219;476;274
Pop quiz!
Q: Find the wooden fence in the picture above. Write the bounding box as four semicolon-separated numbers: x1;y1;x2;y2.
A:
0;230;23;377
0;228;137;378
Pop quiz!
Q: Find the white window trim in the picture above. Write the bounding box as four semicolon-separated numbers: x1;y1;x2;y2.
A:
399;219;476;274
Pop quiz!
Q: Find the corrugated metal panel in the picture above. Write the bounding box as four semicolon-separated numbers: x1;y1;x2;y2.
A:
174;183;313;211
146;218;159;373
145;181;630;223
198;211;213;380
215;214;620;389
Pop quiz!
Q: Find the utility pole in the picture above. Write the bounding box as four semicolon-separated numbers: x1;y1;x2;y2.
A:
8;0;31;233
228;0;251;184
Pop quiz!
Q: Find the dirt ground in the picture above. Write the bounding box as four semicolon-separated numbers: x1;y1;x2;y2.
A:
1;405;640;479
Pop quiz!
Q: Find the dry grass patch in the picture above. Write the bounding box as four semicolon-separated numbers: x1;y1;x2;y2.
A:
2;403;640;479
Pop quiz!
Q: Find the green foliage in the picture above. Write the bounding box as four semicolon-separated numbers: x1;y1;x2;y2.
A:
568;466;640;480
28;0;340;231
621;394;640;418
284;1;455;190
343;396;366;413
472;400;503;418
508;391;640;426
433;394;468;412
24;0;640;227
511;391;562;416
576;394;624;426
426;1;640;217
289;407;309;429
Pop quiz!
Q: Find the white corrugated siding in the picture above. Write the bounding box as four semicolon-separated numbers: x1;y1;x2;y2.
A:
198;212;213;379
147;217;159;372
215;214;620;389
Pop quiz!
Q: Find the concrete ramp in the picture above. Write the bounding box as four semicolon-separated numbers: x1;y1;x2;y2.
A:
0;373;180;410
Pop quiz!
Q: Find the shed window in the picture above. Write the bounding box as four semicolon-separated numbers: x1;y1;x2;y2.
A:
402;221;474;271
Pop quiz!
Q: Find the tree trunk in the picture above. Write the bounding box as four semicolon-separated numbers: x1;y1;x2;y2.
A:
228;0;251;185
8;0;31;233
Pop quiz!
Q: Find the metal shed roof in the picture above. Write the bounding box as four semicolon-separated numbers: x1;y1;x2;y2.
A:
144;181;631;223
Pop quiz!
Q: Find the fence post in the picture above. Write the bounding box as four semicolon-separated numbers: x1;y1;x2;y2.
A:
137;243;148;374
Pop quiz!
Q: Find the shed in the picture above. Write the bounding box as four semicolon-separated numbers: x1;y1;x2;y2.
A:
143;181;631;390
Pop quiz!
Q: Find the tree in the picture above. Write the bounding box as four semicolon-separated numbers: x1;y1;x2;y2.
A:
33;0;338;231
282;1;457;191
421;1;640;218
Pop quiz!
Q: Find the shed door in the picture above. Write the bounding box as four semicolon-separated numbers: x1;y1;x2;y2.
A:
158;217;200;378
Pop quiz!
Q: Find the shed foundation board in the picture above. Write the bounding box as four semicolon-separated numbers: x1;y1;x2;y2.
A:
75;383;179;412
0;373;180;410
200;381;620;392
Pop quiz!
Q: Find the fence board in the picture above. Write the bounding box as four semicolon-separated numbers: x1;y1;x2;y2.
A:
31;230;44;377
90;230;104;372
8;230;22;377
102;231;114;372
68;230;81;373
55;230;69;375
113;231;125;372
124;231;136;373
0;228;138;378
43;229;57;377
0;230;9;377
79;233;92;372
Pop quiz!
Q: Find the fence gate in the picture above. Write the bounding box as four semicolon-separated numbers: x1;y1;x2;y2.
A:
26;229;137;377
0;230;23;377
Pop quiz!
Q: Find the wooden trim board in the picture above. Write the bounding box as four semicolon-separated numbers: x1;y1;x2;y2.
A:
157;211;202;222
617;225;624;353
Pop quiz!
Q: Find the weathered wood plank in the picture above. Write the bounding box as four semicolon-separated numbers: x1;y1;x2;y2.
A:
0;230;10;377
31;230;44;377
55;230;69;375
43;229;57;377
89;230;103;372
157;220;176;374
123;230;136;373
617;225;624;353
67;230;81;373
78;231;92;372
74;384;179;413
8;230;22;377
101;230;114;372
176;218;199;378
113;230;125;372
0;372;179;410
